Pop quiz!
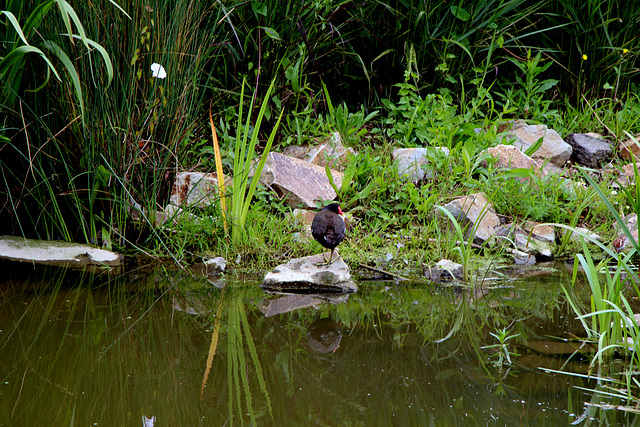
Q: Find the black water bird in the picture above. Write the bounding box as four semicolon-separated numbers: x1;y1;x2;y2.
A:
311;203;345;265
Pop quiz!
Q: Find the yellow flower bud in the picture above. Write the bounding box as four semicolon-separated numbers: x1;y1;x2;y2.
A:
582;54;587;61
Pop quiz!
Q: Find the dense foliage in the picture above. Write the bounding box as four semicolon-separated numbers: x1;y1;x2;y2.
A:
1;0;639;249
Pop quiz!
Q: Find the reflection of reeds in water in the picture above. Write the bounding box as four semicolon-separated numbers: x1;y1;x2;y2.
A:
201;293;272;425
201;299;223;400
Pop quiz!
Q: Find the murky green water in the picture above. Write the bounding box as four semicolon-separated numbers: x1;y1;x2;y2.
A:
1;261;637;426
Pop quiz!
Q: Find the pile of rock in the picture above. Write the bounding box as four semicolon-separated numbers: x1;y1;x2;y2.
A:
163;120;638;285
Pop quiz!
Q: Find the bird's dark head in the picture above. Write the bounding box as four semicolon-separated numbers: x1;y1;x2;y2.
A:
325;203;344;215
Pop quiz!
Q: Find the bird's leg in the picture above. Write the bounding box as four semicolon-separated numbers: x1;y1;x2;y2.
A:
325;249;339;265
315;249;338;266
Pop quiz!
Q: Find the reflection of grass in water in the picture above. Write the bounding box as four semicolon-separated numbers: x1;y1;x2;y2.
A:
205;292;271;425
4;265;585;424
2;266;208;425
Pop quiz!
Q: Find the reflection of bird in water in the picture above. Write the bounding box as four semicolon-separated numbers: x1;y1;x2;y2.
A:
307;318;342;353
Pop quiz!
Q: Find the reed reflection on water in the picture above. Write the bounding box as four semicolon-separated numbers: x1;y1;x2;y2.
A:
0;262;637;425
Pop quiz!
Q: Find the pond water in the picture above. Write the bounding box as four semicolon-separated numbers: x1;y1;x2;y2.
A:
0;260;638;426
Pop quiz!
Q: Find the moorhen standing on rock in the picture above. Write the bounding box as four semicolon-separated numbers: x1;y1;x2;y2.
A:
311;203;345;265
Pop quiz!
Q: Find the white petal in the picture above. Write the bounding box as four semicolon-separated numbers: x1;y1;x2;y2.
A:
150;63;166;79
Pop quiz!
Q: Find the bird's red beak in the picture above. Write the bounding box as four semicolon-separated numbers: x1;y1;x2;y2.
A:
338;206;344;215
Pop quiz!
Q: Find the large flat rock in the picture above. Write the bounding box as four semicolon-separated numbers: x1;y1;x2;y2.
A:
261;254;356;294
0;235;123;267
259;152;343;209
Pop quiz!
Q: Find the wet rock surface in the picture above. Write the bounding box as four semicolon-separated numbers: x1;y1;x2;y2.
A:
261;254;356;294
425;259;464;283
0;235;122;267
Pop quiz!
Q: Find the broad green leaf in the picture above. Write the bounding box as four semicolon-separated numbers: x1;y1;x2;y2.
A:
524;136;544;156
259;26;280;40
0;45;61;81
1;11;31;45
450;5;471;21
42;40;85;120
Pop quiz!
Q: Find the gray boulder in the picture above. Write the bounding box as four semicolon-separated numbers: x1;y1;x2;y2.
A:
259;153;343;209
282;133;355;171
438;192;500;244
392;147;450;183
565;133;613;168
484;144;548;180
261;254;356;294
497;222;556;259
506;120;572;167
170;171;224;208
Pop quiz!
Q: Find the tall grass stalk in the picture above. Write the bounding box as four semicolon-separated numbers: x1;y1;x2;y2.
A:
229;78;283;244
557;167;640;365
435;204;492;284
209;108;227;234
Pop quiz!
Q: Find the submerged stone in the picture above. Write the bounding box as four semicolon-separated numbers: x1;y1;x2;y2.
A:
0;235;122;267
425;259;464;283
258;294;324;317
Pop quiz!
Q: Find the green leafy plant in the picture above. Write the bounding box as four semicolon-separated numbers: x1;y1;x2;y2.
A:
229;78;283;244
482;327;520;368
557;168;640;369
382;82;459;147
495;50;559;122
561;238;637;365
320;82;378;146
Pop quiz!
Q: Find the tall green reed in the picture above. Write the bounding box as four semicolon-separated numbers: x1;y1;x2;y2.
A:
1;0;220;249
558;167;640;366
228;78;283;245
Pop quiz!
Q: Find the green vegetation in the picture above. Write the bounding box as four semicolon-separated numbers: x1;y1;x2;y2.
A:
556;168;640;415
3;1;640;414
2;0;640;257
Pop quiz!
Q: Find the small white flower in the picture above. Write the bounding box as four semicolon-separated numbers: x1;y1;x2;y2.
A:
611;190;618;195
150;63;166;79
